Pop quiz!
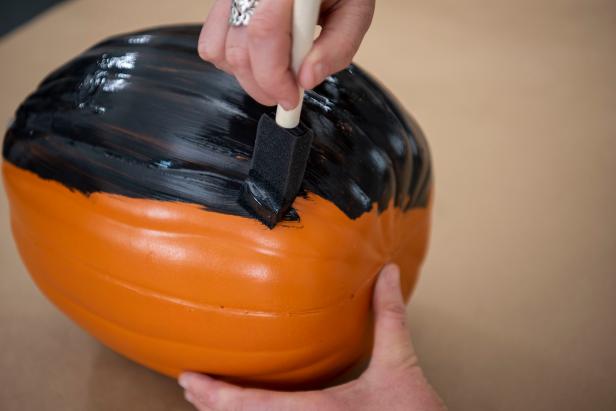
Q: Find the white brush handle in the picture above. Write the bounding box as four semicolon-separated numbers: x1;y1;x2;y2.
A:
275;0;321;129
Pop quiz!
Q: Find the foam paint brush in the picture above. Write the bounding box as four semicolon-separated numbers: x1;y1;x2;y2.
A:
239;0;321;228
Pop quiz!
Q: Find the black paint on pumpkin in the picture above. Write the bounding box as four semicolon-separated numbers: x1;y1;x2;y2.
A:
2;25;431;223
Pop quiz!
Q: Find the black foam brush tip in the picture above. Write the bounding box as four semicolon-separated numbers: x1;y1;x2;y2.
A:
239;113;314;228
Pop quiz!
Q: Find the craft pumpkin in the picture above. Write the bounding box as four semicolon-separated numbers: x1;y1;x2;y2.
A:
2;25;432;386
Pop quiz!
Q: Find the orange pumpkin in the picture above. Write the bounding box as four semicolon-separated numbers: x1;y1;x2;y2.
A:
2;25;432;387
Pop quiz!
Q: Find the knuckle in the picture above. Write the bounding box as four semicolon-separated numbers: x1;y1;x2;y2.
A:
247;16;278;39
257;69;286;91
226;45;249;68
198;43;219;63
381;302;408;322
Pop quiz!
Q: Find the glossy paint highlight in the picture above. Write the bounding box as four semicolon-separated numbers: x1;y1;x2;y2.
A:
2;25;431;223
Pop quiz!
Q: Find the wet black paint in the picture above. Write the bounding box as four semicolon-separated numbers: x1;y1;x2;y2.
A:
2;25;431;223
240;113;315;228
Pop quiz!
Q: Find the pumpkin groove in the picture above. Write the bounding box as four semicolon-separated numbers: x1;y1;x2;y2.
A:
2;25;433;387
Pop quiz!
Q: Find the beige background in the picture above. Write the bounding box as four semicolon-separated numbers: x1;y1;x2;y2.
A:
1;0;615;410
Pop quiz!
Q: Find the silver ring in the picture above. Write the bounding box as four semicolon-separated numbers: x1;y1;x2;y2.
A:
229;0;259;27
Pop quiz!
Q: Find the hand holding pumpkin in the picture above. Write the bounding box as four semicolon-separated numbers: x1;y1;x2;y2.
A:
198;0;375;109
178;264;445;411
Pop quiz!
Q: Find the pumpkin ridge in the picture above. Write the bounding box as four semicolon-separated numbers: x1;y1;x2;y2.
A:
33;274;356;364
3;24;432;224
16;223;378;318
2;24;433;385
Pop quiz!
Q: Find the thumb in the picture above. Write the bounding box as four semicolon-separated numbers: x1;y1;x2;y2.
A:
367;264;418;373
298;0;375;90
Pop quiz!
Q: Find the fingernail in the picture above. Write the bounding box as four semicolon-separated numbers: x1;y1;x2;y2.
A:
280;100;297;111
178;373;191;389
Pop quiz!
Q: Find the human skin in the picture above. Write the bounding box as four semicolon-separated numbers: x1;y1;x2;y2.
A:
178;264;446;411
198;0;376;109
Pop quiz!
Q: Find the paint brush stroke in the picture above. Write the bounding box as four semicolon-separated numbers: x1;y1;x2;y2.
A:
2;24;431;223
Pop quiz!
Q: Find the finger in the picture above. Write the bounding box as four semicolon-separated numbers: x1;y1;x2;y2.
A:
367;263;418;373
199;0;233;72
248;0;299;110
298;0;375;89
179;372;334;411
225;27;277;106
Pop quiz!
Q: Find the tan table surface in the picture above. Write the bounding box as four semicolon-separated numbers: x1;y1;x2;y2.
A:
1;0;615;410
